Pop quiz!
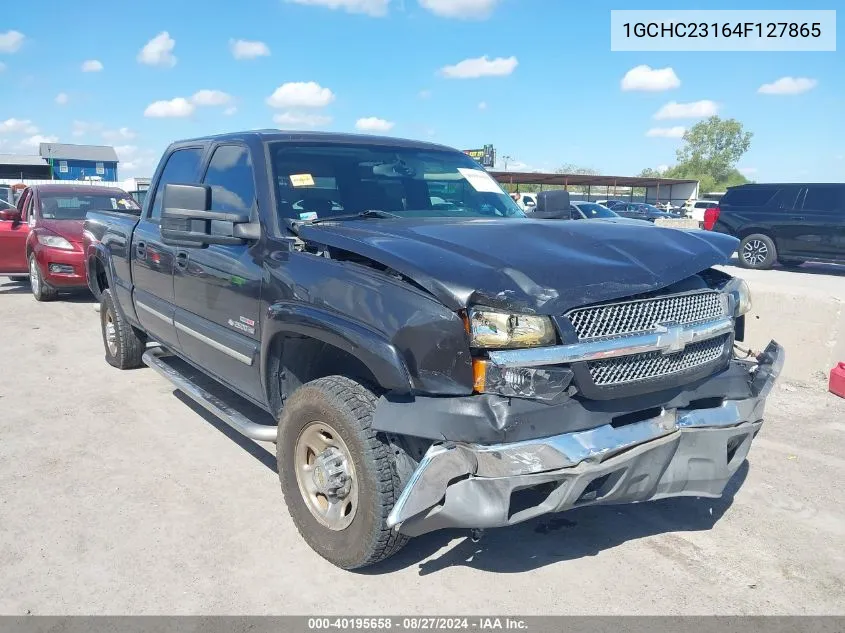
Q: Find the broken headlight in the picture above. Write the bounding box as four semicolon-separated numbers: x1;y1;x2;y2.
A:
723;278;752;316
467;308;556;349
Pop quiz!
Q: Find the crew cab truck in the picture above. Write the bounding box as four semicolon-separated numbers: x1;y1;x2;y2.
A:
85;131;784;570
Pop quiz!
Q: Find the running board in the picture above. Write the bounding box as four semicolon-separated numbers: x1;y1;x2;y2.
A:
142;347;278;442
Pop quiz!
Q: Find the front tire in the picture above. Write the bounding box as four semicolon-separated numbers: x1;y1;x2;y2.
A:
277;376;409;570
100;289;146;369
738;234;777;270
29;255;57;301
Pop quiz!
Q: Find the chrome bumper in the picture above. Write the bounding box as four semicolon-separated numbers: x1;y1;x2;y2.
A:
387;340;784;537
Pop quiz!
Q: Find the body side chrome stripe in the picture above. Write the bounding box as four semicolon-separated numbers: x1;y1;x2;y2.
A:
488;316;734;368
174;321;254;366
136;300;174;326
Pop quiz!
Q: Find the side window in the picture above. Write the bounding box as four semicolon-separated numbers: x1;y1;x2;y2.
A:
149;148;204;221
202;145;256;214
770;186;802;209
721;187;778;207
16;190;30;218
802;187;843;213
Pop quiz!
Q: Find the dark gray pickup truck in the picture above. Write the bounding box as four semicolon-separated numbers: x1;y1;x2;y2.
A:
84;130;784;569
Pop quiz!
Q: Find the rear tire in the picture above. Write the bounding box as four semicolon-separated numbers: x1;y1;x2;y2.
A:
277;376;409;570
738;234;777;270
9;275;28;283
29;255;57;301
101;289;146;369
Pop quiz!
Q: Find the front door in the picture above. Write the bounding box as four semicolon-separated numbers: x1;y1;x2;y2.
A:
172;144;264;403
132;147;205;348
0;189;32;274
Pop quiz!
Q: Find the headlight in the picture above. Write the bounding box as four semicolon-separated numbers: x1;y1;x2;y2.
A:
468;308;556;348
37;234;74;250
725;278;752;316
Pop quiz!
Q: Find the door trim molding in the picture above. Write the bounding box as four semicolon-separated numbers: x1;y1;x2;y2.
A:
174;321;254;366
136;300;174;326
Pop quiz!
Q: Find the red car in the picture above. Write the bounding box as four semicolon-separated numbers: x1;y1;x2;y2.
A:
0;184;140;301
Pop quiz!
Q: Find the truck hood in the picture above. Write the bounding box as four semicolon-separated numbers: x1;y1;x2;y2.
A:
38;219;85;244
299;218;739;314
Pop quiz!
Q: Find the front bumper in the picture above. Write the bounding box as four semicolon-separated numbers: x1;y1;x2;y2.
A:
35;247;86;287
387;340;783;537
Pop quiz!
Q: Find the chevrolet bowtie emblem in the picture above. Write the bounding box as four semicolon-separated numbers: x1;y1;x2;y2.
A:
653;323;695;355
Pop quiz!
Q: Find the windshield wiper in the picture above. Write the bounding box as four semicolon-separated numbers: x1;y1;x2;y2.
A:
309;209;401;223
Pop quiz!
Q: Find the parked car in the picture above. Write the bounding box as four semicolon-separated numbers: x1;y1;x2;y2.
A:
85;130;782;570
689;200;719;223
511;192;538;212
597;199;626;209
706;183;845;270
0;184;140;300
612;202;680;222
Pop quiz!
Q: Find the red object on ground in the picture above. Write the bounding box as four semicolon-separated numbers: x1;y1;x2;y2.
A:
830;362;845;399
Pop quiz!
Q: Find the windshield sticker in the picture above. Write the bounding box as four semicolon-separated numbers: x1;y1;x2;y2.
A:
110;198;118;209
299;211;318;221
290;173;315;187
457;168;503;194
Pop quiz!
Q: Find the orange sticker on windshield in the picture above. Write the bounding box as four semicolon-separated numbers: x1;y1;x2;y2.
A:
290;173;315;187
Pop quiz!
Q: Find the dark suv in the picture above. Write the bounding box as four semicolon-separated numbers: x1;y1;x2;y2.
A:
707;183;845;270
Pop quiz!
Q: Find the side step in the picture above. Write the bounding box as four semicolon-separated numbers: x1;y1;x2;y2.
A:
142;347;278;442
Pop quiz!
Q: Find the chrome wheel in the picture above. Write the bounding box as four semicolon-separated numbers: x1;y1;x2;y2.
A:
742;239;769;267
29;258;40;296
294;421;358;531
104;309;118;356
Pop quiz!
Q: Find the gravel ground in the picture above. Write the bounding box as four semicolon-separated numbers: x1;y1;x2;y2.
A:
1;278;844;615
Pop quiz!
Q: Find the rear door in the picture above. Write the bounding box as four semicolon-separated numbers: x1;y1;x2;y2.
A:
798;185;845;259
132;147;204;348
0;189;32;274
172;143;265;403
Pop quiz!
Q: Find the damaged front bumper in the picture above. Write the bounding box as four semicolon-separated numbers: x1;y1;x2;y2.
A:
387;340;784;537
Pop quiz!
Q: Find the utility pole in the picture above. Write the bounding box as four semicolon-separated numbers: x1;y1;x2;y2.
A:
501;155;513;171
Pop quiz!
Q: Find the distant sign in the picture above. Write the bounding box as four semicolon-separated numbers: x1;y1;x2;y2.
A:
463;144;496;168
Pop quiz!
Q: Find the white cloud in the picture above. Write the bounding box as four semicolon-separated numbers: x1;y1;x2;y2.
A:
419;0;499;19
758;77;818;95
0;30;25;53
144;97;195;118
230;39;270;60
72;120;103;137
440;55;518;79
478;101;488;110
17;134;59;149
355;117;395;132
117;146;159;177
418;89;432;99
273;111;333;128
654;100;718;120
102;127;137;142
81;59;103;72
266;82;335;108
285;0;390;16
0;118;38;134
739;167;758;175
657;164;669;173
191;89;233;106
224;106;238;116
621;65;680;92
55;92;69;105
138;32;177;67
646;126;686;138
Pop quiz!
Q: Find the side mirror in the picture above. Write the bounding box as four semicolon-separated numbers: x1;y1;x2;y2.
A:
160;183;256;246
0;209;21;223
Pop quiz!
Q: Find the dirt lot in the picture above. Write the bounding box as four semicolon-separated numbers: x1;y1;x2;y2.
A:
1;277;844;615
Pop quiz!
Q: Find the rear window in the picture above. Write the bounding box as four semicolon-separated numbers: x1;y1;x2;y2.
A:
39;191;140;220
720;186;779;207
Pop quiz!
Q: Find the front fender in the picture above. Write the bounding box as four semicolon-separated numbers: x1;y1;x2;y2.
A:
262;302;413;395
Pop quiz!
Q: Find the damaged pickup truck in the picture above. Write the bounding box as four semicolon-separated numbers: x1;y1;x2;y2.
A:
84;131;784;569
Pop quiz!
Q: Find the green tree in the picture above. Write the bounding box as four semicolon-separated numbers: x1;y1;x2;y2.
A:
675;116;753;183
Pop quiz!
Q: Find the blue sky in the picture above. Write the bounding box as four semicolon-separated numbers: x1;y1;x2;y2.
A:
0;0;842;183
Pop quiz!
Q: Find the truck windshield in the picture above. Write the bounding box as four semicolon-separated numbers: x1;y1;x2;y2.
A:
39;192;140;220
269;142;525;222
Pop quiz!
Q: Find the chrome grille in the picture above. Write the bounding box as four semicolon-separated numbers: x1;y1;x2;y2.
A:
566;291;726;341
588;335;729;386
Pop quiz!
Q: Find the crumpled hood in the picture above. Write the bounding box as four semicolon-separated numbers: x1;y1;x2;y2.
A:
38;219;85;244
299;218;739;314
